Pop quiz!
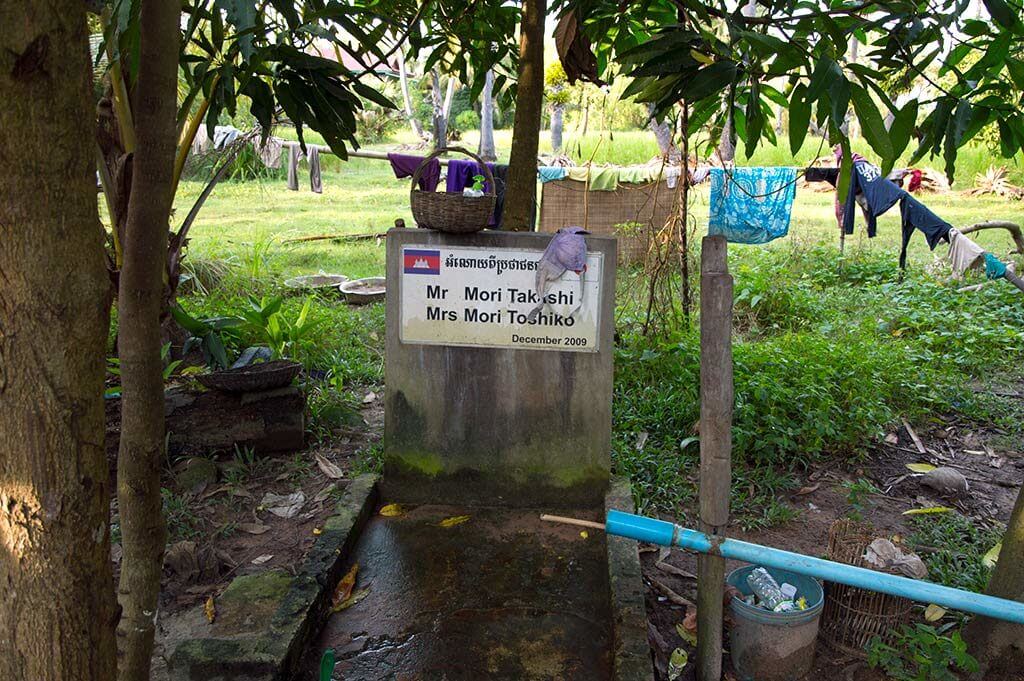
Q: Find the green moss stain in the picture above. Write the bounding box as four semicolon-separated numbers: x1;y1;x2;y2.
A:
221;570;293;604
388;450;445;476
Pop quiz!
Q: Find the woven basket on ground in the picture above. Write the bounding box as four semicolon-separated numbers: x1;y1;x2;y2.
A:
410;146;496;233
196;359;301;393
819;519;913;658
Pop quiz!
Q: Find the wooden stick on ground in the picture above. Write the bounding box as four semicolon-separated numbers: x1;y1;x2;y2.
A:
902;418;927;454
539;514;606;531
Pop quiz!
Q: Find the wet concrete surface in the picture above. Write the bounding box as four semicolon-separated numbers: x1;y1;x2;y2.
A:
307;504;613;680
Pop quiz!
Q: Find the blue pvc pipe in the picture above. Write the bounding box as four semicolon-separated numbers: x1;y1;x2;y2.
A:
605;509;1024;625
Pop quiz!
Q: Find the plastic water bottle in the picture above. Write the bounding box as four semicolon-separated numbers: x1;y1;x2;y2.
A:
746;567;796;612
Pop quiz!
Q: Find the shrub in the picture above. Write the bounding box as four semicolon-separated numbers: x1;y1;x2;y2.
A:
454;109;480;132
867;625;978;681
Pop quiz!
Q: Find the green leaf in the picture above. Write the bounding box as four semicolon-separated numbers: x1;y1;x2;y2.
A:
983;0;1021;29
171;305;207;334
789;84;811;155
850;85;894;173
205;332;230;369
676;61;737;103
982;542;1001;568
889;101;918;162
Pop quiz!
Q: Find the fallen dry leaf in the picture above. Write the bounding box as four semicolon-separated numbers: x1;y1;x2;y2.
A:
906;463;937;473
362;391;377;404
251;554;273;565
902;506;954;515
983;542;1002;568
334;587;370;612
237;523;270;535
682;607;698;633
924;604;946;622
332;563;359;609
315;454;344;480
884;433;899;445
675;622;697;647
314;485;336;504
379;503;405;517
580;530;589;539
793;483;821;496
439;515;471;528
260;491;306;518
204;596;216;623
313;527;323;536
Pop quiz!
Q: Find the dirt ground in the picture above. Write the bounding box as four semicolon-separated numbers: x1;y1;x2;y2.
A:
642;408;1024;681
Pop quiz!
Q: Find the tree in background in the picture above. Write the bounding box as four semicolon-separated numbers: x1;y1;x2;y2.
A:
545;62;571;153
430;68;456;149
503;0;547;230
0;2;119;678
479;69;497;160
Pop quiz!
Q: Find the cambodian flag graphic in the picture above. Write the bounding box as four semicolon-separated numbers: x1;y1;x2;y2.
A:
403;249;441;275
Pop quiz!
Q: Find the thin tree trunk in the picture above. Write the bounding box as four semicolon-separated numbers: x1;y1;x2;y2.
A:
479;69;497;161
648;102;673;157
504;0;546;231
430;69;448;150
551;104;564;152
115;1;180;678
965;484;1024;674
0;5;119;680
581;99;590;135
397;51;425;140
442;77;455;122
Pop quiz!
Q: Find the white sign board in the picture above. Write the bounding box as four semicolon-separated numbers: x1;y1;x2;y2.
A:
399;245;603;352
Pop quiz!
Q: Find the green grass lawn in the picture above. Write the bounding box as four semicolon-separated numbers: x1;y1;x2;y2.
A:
176;129;1024;281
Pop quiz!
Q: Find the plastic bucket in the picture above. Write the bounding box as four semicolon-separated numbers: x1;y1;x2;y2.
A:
727;566;824;681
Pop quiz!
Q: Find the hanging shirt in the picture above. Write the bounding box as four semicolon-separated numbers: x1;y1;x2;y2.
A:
947;228;986;277
388;153;440;192
491;164;509;229
538;166;569;182
287;144;299;191
567;167;589;183
308;147;322;194
588;167;619;191
842;160;905;238
445;158;495;194
617;166;654;184
708;167;797;244
898;195;952;269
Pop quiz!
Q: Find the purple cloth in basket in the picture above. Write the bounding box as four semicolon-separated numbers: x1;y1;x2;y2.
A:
388;153;440;192
445;158;496;194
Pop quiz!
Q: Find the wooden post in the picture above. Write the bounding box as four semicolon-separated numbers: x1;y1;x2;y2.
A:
696;235;733;681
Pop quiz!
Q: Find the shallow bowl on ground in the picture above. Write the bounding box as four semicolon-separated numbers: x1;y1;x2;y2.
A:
283;273;349;292
339;277;386;304
196;359;302;393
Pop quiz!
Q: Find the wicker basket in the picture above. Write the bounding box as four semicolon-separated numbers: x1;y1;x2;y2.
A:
410;146;496;233
196;359;301;393
819;519;914;658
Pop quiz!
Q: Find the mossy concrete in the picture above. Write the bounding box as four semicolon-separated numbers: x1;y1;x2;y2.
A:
606;477;656;680
383;229;617;508
167;474;378;681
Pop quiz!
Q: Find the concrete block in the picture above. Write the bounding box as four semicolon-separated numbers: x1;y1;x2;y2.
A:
383;228;616;508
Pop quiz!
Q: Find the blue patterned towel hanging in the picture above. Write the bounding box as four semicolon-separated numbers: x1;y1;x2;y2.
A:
708;167;797;244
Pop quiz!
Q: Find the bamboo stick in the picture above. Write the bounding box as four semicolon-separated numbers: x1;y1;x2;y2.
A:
539;514;607;531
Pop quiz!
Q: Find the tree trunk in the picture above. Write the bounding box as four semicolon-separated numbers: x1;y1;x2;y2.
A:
479;69;497;161
503;0;546;231
430;69;448;150
648;102;673;157
0;3;119;679
718;113;736;163
397;50;424;140
965;484;1024;674
551;104;564;152
115;1;180;679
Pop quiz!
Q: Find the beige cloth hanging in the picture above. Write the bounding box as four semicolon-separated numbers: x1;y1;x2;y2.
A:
947;228;985;277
